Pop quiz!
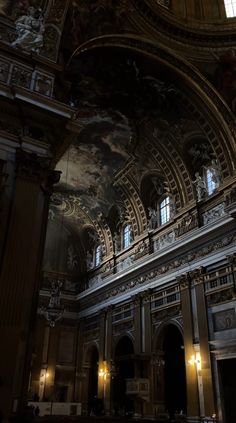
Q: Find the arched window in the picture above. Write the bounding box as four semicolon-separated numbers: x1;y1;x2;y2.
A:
160;196;170;225
205;168;217;195
95;245;101;267
224;0;236;17
123;224;132;249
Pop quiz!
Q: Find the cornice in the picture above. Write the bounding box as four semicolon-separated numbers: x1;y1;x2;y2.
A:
132;0;236;47
77;215;236;306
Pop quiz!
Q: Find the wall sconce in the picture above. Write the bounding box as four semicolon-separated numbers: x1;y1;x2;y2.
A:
98;362;108;380
188;352;201;371
99;369;105;377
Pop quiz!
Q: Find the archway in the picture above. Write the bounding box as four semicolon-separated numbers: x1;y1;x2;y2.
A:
113;336;135;416
163;325;186;418
154;324;186;419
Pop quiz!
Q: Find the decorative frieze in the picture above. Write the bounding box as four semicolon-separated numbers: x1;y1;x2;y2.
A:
133;239;149;260
0;55;54;97
202;203;225;225
154;230;175;251
82;233;236;306
116;255;134;272
175;211;198;237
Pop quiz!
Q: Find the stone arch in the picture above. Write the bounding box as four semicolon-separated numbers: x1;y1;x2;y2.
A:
153;322;186;418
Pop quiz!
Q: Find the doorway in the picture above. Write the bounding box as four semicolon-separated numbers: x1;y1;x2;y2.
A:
218;358;236;423
113;336;135;416
87;347;99;414
156;324;187;418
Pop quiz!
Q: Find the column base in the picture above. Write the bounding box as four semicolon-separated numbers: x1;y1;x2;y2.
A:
186;417;202;423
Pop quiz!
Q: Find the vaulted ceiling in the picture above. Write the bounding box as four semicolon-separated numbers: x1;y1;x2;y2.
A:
8;0;232;278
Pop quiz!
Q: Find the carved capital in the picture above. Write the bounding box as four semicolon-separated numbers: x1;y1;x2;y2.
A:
132;293;141;306
177;273;190;291
227;252;236;267
140;288;152;303
189;267;205;285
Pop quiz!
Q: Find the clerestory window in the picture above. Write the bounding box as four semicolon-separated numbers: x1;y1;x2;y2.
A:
205;168;217;196
224;0;236;17
123;224;132;249
160;196;170;225
95;245;101;267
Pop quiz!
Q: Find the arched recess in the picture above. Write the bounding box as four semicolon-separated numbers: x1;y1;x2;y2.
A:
83;345;99;415
153;322;186;418
69;34;236;181
113;336;135;416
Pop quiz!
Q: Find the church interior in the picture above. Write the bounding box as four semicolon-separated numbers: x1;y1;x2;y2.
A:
0;1;236;422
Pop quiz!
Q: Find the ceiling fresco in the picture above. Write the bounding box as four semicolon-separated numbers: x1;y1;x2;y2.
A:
49;48;200;263
56;111;131;219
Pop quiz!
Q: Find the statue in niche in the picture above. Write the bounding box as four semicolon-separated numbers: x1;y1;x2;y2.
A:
148;207;158;230
11;6;45;53
192;172;207;202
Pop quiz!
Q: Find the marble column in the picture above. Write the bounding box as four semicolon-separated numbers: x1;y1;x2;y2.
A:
0;149;60;418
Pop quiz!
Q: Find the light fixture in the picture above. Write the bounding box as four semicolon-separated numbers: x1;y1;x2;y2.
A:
188;353;201;371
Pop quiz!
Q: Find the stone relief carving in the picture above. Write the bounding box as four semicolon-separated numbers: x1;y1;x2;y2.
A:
88;274;102;288
175;212;198;237
117;255;134;272
154;230;175;251
134;239;149;260
11;6;45;53
202;203;225;225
